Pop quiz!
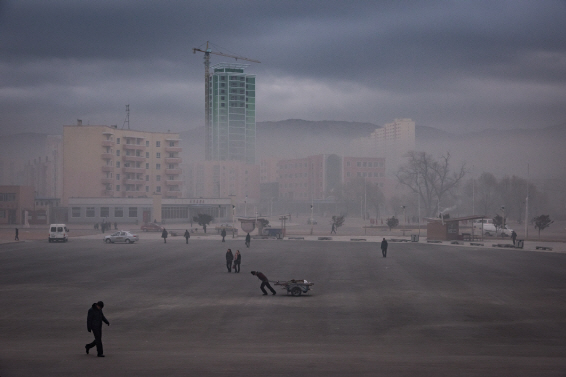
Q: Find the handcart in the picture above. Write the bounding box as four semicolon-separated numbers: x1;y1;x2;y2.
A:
274;279;314;296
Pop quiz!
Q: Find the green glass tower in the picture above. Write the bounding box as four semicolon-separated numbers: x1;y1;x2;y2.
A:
206;63;256;164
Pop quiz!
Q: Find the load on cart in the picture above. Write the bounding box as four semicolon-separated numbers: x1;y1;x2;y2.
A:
274;279;314;296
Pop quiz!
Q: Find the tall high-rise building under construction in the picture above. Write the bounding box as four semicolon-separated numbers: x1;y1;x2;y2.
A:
206;63;256;164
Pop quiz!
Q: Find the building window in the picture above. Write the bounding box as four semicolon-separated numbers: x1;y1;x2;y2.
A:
100;207;109;217
357;162;361;167
116;161;120;168
146;141;149;147
128;207;137;218
116;185;120;191
156;186;161;193
116;150;120;156
146;163;149;169
146;186;149;192
116;138;120;144
169;141;175;147
156;175;161;181
146;152;149;158
114;207;123;217
156;152;161;158
146;175;149;181
0;210;5;218
86;207;95;217
156;141;161;147
156;163;161;170
116;174;120;180
72;207;81;217
0;193;16;201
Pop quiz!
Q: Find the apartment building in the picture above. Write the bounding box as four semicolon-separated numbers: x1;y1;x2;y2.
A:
185;160;260;202
277;155;387;201
62;124;182;206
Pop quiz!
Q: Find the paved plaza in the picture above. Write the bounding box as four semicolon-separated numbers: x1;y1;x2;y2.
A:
1;236;566;376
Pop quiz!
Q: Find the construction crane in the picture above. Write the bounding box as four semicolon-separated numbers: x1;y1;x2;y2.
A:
193;41;260;159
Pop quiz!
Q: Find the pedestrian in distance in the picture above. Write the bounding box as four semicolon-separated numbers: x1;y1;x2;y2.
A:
15;227;19;241
85;301;110;357
184;229;190;244
245;233;251;248
381;237;388;258
331;223;336;234
251;271;276;295
162;228;168;243
226;248;234;272
511;230;517;246
233;250;241;273
221;228;226;242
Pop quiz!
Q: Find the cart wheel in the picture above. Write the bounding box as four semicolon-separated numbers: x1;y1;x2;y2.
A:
291;287;302;296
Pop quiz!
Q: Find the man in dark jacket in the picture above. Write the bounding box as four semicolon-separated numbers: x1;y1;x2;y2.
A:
184;229;190;244
226;249;234;272
251;271;276;295
221;228;226;242
162;228;168;243
85;301;110;357
381;238;388;258
245;233;251;248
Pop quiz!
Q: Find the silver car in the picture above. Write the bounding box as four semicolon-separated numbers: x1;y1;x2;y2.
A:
104;231;139;244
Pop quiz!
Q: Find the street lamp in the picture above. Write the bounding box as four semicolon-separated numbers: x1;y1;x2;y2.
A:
232;205;235;238
401;205;406;236
244;195;248;217
501;206;506;233
310;204;314;235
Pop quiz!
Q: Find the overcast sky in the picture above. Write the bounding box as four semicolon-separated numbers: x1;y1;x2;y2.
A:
1;0;565;135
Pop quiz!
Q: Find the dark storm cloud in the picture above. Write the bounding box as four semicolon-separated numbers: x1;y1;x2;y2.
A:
0;0;565;134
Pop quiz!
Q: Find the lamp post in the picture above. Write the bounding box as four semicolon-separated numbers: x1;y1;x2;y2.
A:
401;205;406;236
244;195;247;217
501;206;505;235
232;205;235;238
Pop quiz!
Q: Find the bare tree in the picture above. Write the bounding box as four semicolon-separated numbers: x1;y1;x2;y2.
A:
396;152;466;217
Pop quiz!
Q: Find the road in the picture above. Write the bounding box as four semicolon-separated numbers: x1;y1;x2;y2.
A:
1;238;566;376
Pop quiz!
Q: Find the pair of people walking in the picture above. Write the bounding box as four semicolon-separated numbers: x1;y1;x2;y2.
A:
225;249;241;273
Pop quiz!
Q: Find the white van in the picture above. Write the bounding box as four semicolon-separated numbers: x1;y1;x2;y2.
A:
473;219;513;236
49;224;69;242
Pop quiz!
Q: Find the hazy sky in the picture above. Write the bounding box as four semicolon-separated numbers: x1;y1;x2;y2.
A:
1;0;565;135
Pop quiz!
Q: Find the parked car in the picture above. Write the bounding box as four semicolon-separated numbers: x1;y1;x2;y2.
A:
140;222;164;232
473;220;513;237
104;231;139;244
49;224;69;243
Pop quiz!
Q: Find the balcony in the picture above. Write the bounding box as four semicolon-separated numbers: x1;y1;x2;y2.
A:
122;155;145;163
122;191;147;198
102;140;115;147
102;189;114;196
165;157;182;164
123;179;145;185
123;167;145;174
165;179;184;186
101;178;114;184
165;190;182;198
102;166;114;172
123;143;146;151
101;153;114;160
165;168;182;175
165;146;182;153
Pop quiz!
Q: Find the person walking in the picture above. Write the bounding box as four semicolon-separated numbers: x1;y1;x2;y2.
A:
15;227;19;241
85;301;110;357
251;271;276;295
226;249;234;272
331;223;336;234
221;228;226;242
381;237;388;258
184;229;190;244
162;228;168;243
233;250;241;273
511;230;517;246
245;233;251;248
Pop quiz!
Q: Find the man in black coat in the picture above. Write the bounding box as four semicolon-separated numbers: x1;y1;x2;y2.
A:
251;271;276;295
226;249;234;272
221;228;226;242
162;228;168;243
245;233;251;248
85;301;110;357
381;238;388;258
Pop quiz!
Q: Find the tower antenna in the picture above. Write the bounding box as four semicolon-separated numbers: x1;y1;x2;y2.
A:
122;104;130;129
